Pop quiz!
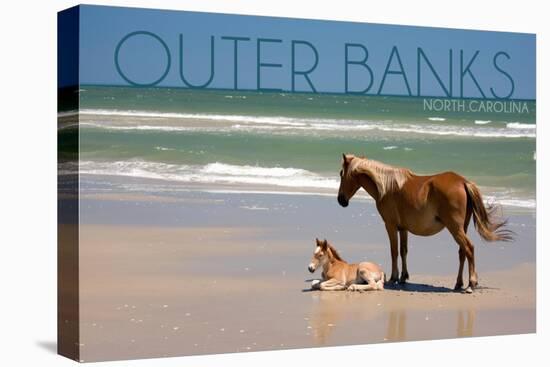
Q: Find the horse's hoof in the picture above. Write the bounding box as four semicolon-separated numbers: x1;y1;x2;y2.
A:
454;284;463;291
389;277;399;284
464;286;473;294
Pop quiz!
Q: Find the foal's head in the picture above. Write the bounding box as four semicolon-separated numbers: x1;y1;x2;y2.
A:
308;238;336;273
337;153;360;207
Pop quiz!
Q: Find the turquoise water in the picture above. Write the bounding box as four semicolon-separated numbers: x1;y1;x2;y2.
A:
74;86;536;208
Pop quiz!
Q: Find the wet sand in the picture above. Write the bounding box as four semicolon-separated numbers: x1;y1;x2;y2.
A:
75;189;535;362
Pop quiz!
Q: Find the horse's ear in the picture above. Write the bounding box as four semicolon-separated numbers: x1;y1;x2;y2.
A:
321;239;328;249
315;238;321;246
342;153;353;166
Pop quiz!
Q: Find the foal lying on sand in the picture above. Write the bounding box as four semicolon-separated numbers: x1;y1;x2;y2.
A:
308;238;385;292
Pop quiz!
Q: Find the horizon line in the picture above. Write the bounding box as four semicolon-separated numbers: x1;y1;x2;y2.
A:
66;83;537;103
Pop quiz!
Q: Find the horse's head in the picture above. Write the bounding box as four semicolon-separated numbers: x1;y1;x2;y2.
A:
337;153;361;207
308;238;329;273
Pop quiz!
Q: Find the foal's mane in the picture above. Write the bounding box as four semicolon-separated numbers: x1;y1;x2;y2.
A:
326;243;344;262
348;157;412;198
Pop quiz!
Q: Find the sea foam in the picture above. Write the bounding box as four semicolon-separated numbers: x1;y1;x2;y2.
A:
80;109;536;139
74;160;535;209
506;122;536;130
78;160;339;190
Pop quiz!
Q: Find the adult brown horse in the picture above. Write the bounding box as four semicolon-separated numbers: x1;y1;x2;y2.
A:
337;154;513;293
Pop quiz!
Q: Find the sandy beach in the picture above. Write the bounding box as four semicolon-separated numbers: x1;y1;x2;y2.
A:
53;31;536;362
73;186;536;362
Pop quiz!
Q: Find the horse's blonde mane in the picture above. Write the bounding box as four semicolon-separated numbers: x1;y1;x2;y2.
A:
327;243;344;262
349;157;412;198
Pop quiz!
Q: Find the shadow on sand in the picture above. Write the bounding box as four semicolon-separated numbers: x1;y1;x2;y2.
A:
302;279;455;294
36;340;57;354
384;282;453;293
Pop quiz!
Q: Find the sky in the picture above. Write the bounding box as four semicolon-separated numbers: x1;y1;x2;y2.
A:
66;5;536;99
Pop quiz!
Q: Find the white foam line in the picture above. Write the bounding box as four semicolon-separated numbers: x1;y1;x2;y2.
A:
72;160;535;209
77;160;339;190
80;109;308;126
506;122;536;130
79;110;536;138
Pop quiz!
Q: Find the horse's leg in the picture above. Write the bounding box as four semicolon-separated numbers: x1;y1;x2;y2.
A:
455;247;466;291
376;272;385;290
385;224;400;283
349;270;382;292
320;279;346;291
455;198;474;291
347;283;378;292
399;230;409;283
455;206;472;291
439;189;477;292
311;279;322;290
464;235;478;291
448;227;477;292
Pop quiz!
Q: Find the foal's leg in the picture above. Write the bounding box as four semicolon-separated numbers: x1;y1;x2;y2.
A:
319;279;347;291
376;272;385;290
385;224;400;283
348;272;380;292
347;283;378;292
399;230;409;283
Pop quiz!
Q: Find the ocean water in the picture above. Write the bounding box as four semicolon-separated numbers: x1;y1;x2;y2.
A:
69;86;536;209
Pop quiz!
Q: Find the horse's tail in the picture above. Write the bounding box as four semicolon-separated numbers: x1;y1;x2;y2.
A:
464;181;514;242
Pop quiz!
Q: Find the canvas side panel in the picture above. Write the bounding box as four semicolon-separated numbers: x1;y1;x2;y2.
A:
57;5;80;362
